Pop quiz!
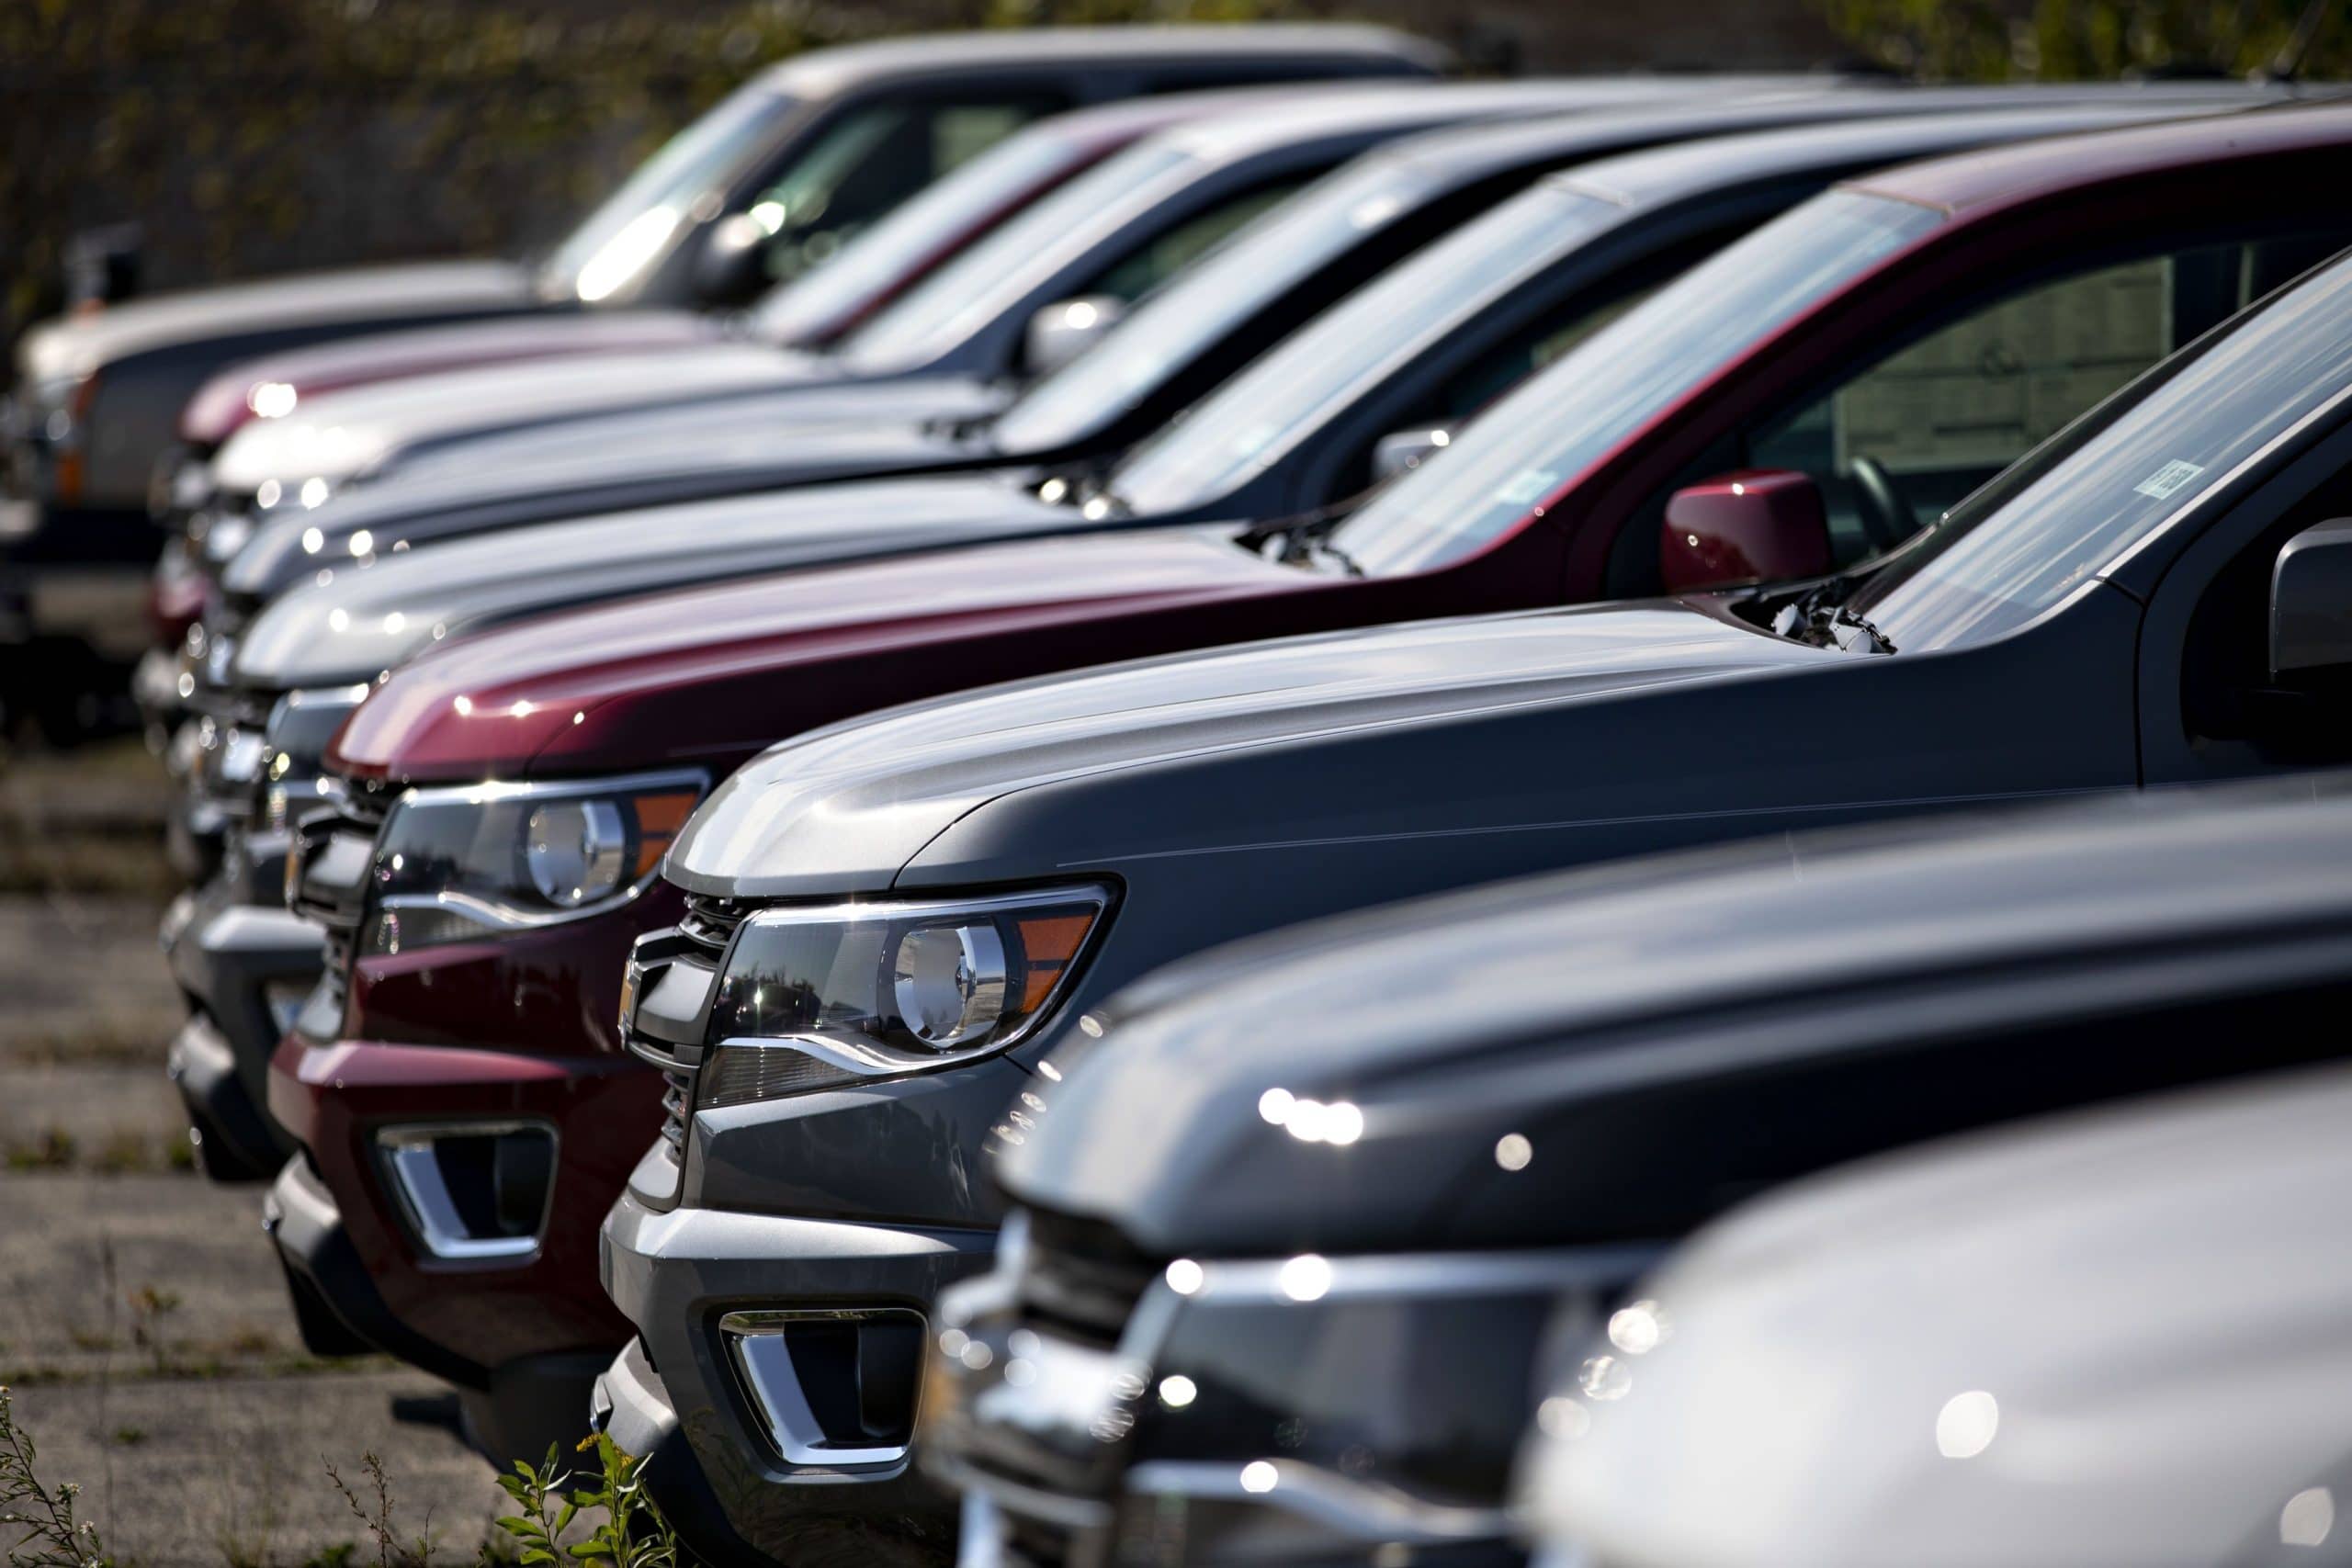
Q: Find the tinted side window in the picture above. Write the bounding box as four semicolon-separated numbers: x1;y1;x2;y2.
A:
2176;457;2352;760
1748;247;2244;567
1329;288;1664;504
753;96;1062;285
1088;180;1306;302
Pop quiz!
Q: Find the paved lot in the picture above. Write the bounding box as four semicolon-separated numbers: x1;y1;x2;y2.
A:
2;744;514;1566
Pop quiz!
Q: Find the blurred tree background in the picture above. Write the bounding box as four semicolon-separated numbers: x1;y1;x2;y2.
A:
3;0;2335;351
1821;0;2343;79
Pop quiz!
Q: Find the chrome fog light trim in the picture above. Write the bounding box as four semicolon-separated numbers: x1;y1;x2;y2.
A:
719;1307;928;1468
375;1120;557;1263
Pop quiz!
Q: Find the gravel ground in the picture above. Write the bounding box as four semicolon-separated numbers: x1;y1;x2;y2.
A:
2;743;515;1567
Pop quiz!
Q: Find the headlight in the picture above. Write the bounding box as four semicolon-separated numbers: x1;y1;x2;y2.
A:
199;510;254;565
152;453;215;520
206;726;267;791
524;796;629;906
29;372;98;502
695;886;1110;1109
257;684;369;826
28;371;93;431
364;773;702;955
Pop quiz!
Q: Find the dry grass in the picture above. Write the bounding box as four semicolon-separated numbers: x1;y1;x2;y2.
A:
3;1122;195;1175
0;737;179;899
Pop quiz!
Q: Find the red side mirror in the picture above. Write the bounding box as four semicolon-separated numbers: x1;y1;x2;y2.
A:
1659;468;1832;593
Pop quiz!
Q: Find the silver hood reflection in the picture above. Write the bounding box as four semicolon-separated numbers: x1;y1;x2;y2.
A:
1525;1059;2352;1568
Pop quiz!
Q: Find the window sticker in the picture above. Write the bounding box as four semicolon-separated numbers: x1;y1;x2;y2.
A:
2132;458;2206;500
1495;468;1561;506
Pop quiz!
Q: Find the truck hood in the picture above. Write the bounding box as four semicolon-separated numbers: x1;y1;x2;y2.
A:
232;473;1093;691
330;525;1297;782
178;310;718;446
15;260;533;383
668;598;1825;898
222;378;1002;596
1001;775;2352;1258
209;339;841;492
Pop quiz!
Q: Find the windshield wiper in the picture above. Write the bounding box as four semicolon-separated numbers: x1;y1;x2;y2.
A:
1304;536;1365;579
1770;576;1895;655
1033;471;1131;518
1237;503;1371;577
929;411;1000;444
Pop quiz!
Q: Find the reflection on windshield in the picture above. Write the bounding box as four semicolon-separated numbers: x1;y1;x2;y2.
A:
750;126;1088;346
838;143;1201;374
989;158;1446;454
1848;253;2352;650
1110;185;1624;516
543;82;796;302
1322;191;1946;577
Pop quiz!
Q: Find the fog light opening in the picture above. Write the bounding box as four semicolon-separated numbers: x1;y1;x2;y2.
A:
719;1308;927;1468
375;1122;556;1263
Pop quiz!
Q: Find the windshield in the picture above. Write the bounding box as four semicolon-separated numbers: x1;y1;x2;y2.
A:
989;156;1447;454
750;124;1090;348
837;141;1204;375
1320;190;1946;577
543;80;797;303
1109;183;1626;515
1844;249;2352;652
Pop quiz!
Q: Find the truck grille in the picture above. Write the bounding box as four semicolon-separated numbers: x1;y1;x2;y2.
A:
679;892;745;954
290;785;392;1027
943;1207;1167;1566
626;893;742;1158
1017;1209;1161;1351
657;1072;694;1154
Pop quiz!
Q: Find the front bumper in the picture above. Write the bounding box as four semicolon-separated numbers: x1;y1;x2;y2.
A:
599;1154;995;1565
594;1337;788;1568
264;1150;472;1379
162;854;322;1180
267;1032;651;1381
265;1146;611;1461
930;1244;1659;1568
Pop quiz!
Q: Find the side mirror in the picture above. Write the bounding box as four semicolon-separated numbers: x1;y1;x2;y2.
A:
2271;518;2352;681
1659;469;1832;593
692;213;775;309
1372;427;1454;484
1023;296;1124;377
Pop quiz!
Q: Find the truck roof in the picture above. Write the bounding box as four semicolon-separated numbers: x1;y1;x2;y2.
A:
753;24;1453;97
1854;96;2352;214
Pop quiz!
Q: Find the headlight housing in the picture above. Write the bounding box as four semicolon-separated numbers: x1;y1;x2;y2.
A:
363;773;702;955
257;684;370;829
198;509;255;566
29;371;98;502
28;371;94;434
695;886;1111;1109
